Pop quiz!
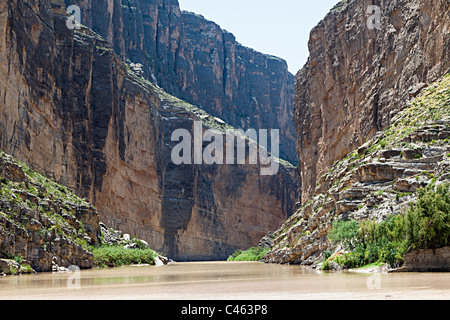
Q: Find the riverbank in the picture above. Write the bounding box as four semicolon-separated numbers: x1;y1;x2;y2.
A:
0;150;169;276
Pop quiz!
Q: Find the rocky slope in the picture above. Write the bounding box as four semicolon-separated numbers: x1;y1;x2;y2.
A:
64;0;298;164
0;148;168;274
296;0;450;203
264;74;450;265
0;0;297;261
0;149;100;273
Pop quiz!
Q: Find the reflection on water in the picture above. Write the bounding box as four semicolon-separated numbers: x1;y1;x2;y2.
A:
0;262;449;300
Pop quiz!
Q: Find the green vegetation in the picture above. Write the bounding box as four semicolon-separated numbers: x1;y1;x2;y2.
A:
227;247;270;262
340;74;450;166
0;150;165;273
327;219;360;250
0;152;89;208
92;245;159;268
0;254;34;275
404;182;450;249
377;76;449;148
323;183;450;270
0;151;93;253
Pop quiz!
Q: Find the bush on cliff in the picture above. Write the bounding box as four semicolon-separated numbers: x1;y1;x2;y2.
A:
324;183;450;269
405;182;450;249
328;219;360;250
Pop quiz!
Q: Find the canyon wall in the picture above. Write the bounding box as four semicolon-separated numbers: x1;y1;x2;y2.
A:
296;0;450;202
265;74;450;265
0;0;297;260
64;0;298;165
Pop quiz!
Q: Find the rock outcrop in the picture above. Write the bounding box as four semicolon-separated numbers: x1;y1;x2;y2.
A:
0;150;100;272
264;74;450;265
65;0;298;165
0;0;297;261
392;247;450;272
296;0;450;203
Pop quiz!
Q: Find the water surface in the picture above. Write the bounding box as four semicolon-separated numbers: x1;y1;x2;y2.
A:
1;262;449;300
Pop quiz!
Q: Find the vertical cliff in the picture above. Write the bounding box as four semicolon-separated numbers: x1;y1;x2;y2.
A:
0;0;297;260
64;0;298;165
296;0;450;202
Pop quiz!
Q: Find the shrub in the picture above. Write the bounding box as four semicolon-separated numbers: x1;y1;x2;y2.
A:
328;219;360;250
321;260;331;271
326;183;450;269
227;250;243;261
404;183;450;249
92;245;158;268
227;247;270;262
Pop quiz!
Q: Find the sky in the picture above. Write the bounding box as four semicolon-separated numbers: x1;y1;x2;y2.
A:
178;0;340;74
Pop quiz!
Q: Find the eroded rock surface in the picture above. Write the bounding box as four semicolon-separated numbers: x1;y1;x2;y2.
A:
393;247;450;272
296;0;450;202
0;0;297;261
0;151;99;272
265;76;450;265
65;0;298;164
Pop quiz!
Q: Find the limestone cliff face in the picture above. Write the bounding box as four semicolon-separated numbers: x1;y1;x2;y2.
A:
296;0;450;202
265;74;450;265
0;0;297;260
64;0;298;165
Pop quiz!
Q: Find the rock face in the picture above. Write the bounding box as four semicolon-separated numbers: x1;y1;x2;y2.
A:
0;0;297;261
65;0;298;165
0;151;100;272
393;247;450;272
296;0;450;202
264;75;450;265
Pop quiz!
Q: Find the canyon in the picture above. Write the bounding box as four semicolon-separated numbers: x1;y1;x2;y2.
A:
65;0;298;165
0;0;297;261
265;74;450;266
265;0;450;267
1;0;449;271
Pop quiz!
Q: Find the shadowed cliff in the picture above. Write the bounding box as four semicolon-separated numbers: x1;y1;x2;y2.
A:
64;0;298;165
0;0;297;260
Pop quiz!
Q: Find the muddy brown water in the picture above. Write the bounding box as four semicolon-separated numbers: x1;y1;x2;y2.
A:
0;262;449;300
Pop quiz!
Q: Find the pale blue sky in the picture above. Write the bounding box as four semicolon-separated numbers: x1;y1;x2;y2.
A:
178;0;339;74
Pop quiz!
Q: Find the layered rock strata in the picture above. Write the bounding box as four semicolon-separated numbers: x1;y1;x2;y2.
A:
393;247;450;272
65;0;298;164
0;0;297;261
265;74;450;265
0;150;100;272
296;0;450;202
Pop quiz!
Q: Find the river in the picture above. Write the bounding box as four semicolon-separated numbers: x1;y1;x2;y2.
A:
0;261;449;300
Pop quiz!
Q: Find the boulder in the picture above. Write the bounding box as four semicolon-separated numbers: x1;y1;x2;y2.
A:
0;259;20;275
259;232;275;249
392;247;450;272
